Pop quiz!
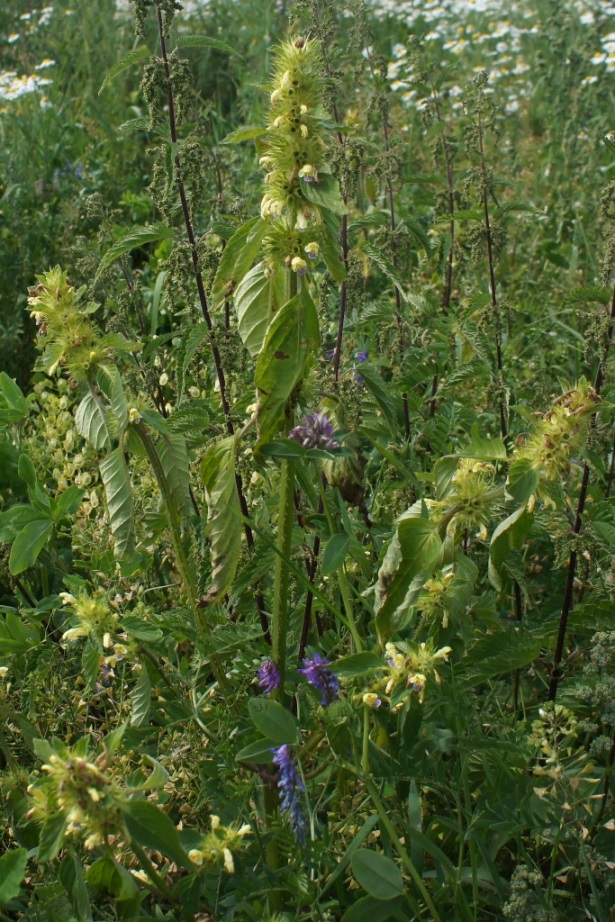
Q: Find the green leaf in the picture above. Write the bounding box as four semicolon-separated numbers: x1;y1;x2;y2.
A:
211;217;267;309
87;853;139;901
156;431;193;522
459;423;507;461
330;652;386;679
0;372;29;424
176;322;208;403
122;800;190;867
234;263;286;358
0;848;27;906
9;518;53;575
95;224;174;282
200;437;242;605
52;486;85;523
75;392;111;450
374;516;442;644
358;365;399;433
100;447;134;559
37;812;69;863
506;458;539;504
255;288;320;448
99;46;150;94
351;849;404;900
130;667;152;728
175;34;242;57
221;125;267;144
457;628;541;687
341;896;404;922
320;209;346;281
248;698;299;744
18;454;50;511
489;505;533;591
302;172;348;215
59;852;93;922
258;438;305;459
0;504;42;543
361;243;409;303
322;533;351;577
235;738;275;763
97;365;128;430
82;641;101;692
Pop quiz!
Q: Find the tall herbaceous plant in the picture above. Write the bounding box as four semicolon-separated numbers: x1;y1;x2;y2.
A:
0;0;614;919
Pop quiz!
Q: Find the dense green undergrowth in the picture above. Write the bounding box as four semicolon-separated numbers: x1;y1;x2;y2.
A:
0;0;615;919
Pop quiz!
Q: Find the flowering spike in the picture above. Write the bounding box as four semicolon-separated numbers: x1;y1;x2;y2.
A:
299;652;341;707
271;744;306;842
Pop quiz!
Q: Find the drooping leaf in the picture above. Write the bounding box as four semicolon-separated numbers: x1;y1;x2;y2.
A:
175;34;242;57
75;392;110;450
319;208;346;281
248;698;299;744
321;533;352;577
37;812;68;863
255;288;320;448
489;505;533;591
211;217;267;309
374;516;443;644
0;372;29;424
0;848;28;906
351;849;404;900
156;431;193;522
97;364;128;430
234;263;286;357
99;46;150;94
95;224;174;282
506;458;539;504
176;321;208;403
59;851;93;922
100;447;134;559
200;437;242;605
459;423;507;461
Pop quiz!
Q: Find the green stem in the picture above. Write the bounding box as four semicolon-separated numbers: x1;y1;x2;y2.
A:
362;774;443;922
272;457;296;699
361;704;370;774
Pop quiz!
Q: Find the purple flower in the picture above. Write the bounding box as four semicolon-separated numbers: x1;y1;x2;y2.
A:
356;350;368;363
258;659;281;695
289;414;340;451
271;744;305;842
299;652;341;707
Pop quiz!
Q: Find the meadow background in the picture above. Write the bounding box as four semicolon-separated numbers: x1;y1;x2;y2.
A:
0;0;615;920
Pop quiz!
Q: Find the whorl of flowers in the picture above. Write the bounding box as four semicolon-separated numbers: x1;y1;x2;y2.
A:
370;641;452;707
289;413;340;450
259;37;331;275
257;658;282;695
511;379;599;491
298;652;341;706
27;267;135;381
188;814;251;873
434;458;503;540
271;744;306;842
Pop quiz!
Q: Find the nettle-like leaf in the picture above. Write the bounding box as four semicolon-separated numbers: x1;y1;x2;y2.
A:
75;392;111;449
155;431;193;523
255;288;320;448
234;263;286;358
176;321;208;404
200;437;242;605
99;46;150;94
100;447;134;559
489;504;533;591
211;216;267;309
95;224;174;282
374;515;443;644
97;364;127;430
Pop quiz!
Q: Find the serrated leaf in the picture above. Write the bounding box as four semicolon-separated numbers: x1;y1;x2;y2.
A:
459;423;507;461
99;46;150;94
211;217;267;309
100;448;134;559
457;628;541;687
320;208;346;281
59;852;92;922
255;289;320;448
82;641;101;692
248;698;299;744
37;812;68;863
0;848;27;905
95;224;174;282
97;365;128;429
489;505;533;591
9;518;53;575
235;263;286;357
175;34;242;57
156;431;193;522
75;392;110;449
200;437;242;605
131;668;151;728
358;364;399;433
361;243;409;303
351;849;404;900
375;517;442;644
176;322;208;403
506;458;539;504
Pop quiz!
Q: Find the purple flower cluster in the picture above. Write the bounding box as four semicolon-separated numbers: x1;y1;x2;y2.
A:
288;414;339;451
299;653;341;707
257;659;282;695
271;744;305;842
